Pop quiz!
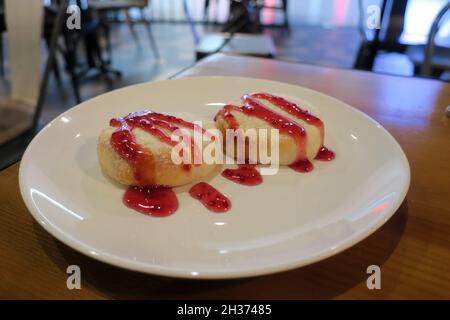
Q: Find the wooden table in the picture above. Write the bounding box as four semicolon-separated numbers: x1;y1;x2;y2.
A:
1;54;449;299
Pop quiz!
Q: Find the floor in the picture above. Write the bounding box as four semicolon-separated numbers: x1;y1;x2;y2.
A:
1;0;449;168
41;22;201;124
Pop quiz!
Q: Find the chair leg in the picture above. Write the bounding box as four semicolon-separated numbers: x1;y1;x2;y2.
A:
282;0;290;30
0;33;4;77
204;0;210;23
68;68;82;104
52;57;63;87
140;8;159;58
99;11;113;64
353;41;377;71
125;9;140;48
44;34;63;86
413;64;421;76
64;44;82;104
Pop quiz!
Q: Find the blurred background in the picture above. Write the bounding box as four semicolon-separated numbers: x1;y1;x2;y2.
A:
0;0;449;167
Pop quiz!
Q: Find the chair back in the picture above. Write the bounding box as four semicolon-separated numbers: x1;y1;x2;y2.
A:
421;3;450;76
5;0;43;107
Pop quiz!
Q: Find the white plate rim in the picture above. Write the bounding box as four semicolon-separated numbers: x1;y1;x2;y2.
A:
18;76;411;279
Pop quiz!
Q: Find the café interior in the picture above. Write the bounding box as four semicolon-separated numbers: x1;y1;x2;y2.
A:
0;0;449;300
0;0;449;168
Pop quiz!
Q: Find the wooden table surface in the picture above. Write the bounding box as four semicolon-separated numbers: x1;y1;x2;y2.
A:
1;54;449;299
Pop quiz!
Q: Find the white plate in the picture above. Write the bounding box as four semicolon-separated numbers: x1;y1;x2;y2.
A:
19;76;410;279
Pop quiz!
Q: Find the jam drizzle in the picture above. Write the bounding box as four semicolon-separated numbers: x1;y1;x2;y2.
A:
111;93;335;218
189;182;231;213
222;164;262;186
248;92;325;142
110;110;210;184
123;185;179;217
214;93;335;173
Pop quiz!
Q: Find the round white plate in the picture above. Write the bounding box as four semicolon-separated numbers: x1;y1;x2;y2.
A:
19;76;410;279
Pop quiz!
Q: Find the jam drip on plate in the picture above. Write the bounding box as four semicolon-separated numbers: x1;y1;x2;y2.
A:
123;185;179;217
290;147;335;172
315;146;335;161
289;159;314;173
222;164;262;186
189;182;231;213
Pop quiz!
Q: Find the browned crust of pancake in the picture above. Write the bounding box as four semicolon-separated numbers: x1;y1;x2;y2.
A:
97;127;219;187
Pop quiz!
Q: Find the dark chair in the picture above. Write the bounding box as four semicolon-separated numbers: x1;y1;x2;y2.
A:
185;0;276;61
354;0;409;71
259;0;289;29
48;0;122;103
205;0;289;29
405;3;450;78
90;0;159;58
